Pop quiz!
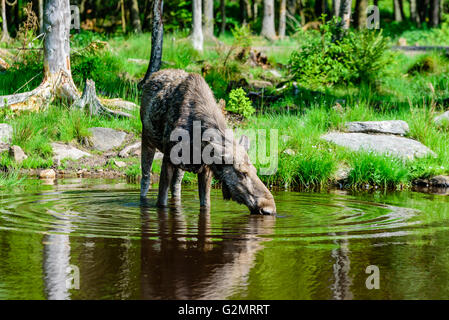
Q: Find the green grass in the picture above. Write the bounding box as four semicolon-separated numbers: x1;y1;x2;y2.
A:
2;30;449;191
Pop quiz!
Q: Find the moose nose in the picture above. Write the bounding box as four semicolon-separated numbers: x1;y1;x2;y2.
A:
260;207;275;215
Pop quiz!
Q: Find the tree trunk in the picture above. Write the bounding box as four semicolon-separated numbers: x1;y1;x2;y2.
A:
130;0;142;33
279;0;287;38
429;0;440;27
1;0;10;42
220;0;226;35
141;0;164;85
417;0;428;24
410;0;420;24
314;0;327;19
355;0;368;28
203;0;214;38
121;0;126;33
334;0;351;40
333;0;341;17
287;0;297;15
393;0;404;21
39;0;44;34
241;0;252;24
0;0;134;117
261;0;276;40
192;0;203;51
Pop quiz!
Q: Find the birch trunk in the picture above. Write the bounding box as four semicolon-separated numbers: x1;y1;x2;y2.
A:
261;0;276;40
192;0;203;51
429;0;440;27
203;0;214;38
39;0;44;34
0;0;134;117
279;0;287;38
1;0;10;42
393;0;404;22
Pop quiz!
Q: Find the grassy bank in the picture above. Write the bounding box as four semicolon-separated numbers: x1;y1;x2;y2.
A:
1;28;449;190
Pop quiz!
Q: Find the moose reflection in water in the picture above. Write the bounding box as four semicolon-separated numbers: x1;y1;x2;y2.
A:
139;204;276;299
40;197;275;299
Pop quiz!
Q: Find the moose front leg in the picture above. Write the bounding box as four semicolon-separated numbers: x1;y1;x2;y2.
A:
170;168;185;199
140;140;156;199
198;167;213;208
157;156;175;207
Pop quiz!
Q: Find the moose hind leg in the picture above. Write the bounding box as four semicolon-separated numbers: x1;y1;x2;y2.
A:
140;140;156;198
198;167;213;208
170;168;185;199
157;155;175;207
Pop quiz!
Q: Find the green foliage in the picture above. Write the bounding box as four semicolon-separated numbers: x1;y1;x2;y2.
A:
347;152;410;189
226;88;255;118
289;20;392;88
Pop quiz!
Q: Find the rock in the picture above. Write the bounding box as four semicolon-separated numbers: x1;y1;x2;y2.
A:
119;141;141;158
398;37;407;46
345;120;410;136
39;169;56;179
429;175;449;187
248;80;273;89
9;145;27;163
335;164;351;182
321;132;436;160
0;123;13;143
87;127;127;152
114;160;127;168
0;142;9;153
269;69;282;78
283;148;296;156
52;143;91;162
434;111;449;126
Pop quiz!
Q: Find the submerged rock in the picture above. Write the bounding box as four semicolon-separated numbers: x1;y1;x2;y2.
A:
9;145;27;163
345;120;410;136
322;132;435;160
87;127;127;152
0;123;13;143
52;143;91;162
39;169;56;179
429;175;449;187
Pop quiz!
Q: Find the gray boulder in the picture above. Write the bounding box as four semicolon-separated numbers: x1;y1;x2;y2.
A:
0;142;9;153
434;111;449;126
345;120;409;136
119;141;141;158
9;145;27;163
0;123;13;143
51;143;91;162
322;132;435;160
88;127;127;152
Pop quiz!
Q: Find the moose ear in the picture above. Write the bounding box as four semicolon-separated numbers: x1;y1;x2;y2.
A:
238;135;250;152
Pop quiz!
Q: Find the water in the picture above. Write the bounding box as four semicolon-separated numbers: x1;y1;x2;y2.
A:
1;179;449;300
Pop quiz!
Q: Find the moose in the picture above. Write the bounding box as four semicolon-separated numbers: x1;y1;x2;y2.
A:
140;69;276;215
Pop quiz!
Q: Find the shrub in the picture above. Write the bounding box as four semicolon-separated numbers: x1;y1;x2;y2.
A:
226;88;255;118
289;20;391;88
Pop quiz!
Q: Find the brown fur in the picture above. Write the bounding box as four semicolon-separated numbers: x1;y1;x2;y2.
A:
140;69;276;215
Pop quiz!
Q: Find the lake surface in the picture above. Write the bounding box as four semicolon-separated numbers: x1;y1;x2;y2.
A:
1;179;449;300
